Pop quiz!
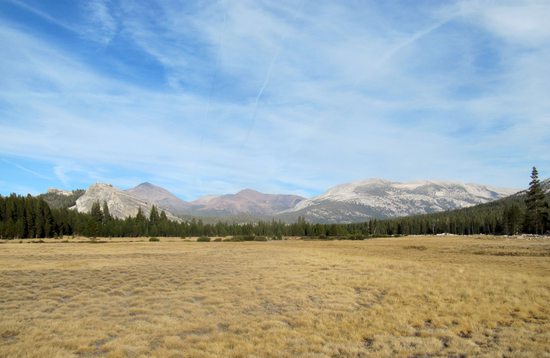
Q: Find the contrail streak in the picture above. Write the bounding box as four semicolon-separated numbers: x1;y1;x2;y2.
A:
241;1;307;149
377;14;456;67
241;46;283;147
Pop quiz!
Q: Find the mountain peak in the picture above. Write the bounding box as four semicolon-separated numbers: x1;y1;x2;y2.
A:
187;189;305;216
125;182;188;213
235;188;262;197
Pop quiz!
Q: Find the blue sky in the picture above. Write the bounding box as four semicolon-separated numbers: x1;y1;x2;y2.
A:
0;0;549;200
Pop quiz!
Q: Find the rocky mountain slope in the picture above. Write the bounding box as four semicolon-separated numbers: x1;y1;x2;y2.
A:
277;179;518;223
187;189;304;217
71;183;180;221
125;182;189;215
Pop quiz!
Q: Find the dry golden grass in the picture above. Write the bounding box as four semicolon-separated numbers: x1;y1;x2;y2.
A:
1;236;549;357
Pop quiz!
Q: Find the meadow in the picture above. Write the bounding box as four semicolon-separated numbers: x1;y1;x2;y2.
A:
0;236;549;357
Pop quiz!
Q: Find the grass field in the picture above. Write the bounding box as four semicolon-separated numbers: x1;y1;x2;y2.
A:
1;236;549;357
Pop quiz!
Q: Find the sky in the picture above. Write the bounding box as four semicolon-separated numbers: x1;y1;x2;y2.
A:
0;0;549;200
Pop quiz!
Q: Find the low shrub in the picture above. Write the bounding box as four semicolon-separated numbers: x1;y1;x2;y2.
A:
253;236;268;241
228;235;255;242
197;236;211;242
225;236;243;242
149;237;160;242
346;234;369;240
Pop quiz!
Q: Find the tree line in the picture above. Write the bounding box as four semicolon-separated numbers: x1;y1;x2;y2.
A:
1;167;548;239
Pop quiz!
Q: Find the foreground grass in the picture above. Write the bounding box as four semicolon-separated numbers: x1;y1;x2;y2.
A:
0;236;549;357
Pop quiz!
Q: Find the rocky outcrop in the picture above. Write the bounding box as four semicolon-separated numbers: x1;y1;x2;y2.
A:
72;183;181;221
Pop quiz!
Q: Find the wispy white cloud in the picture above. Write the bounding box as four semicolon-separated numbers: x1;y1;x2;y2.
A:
2;158;52;181
0;0;548;197
82;0;118;45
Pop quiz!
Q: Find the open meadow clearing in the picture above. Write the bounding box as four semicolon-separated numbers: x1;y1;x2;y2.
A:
1;236;549;357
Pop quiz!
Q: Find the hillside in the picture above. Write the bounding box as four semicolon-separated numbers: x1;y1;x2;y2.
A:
38;188;85;209
125;182;189;215
278;179;517;223
369;178;550;236
187;189;304;217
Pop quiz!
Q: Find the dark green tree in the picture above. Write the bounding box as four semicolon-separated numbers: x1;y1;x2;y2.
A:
89;201;103;238
524;167;547;234
102;201;112;222
503;204;522;235
149;205;160;224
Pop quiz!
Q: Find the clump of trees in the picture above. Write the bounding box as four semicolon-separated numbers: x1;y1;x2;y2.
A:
0;194;54;239
1;168;548;239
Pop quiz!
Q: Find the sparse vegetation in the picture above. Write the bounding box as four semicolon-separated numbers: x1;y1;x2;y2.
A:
0;236;548;356
37;189;85;209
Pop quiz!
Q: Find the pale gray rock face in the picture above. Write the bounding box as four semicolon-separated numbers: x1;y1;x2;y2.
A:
72;183;180;221
47;188;73;196
277;179;519;223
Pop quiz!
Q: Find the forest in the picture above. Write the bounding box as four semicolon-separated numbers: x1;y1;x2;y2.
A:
1;168;548;239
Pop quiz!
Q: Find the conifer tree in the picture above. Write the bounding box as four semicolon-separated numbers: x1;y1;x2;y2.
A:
524;167;546;234
149;205;160;224
135;207;146;222
102;201;112;222
89;201;103;238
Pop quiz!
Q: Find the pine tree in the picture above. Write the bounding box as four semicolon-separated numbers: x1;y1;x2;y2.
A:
149;205;160;224
89;201;103;238
102;201;112;222
524;167;546;234
503;204;522;235
135;207;146;222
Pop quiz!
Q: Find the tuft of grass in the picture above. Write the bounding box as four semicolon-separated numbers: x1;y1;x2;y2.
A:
403;245;427;250
149;237;160;242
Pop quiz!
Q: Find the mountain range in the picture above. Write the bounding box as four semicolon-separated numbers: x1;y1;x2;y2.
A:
45;178;524;223
278;179;518;223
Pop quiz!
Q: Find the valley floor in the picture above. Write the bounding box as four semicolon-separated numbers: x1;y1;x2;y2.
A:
0;236;549;357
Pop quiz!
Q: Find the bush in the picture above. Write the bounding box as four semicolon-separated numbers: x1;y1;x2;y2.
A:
149;237;160;242
213;238;222;242
227;235;255;242
342;234;367;240
253;236;268;241
225;236;243;242
197;237;211;242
